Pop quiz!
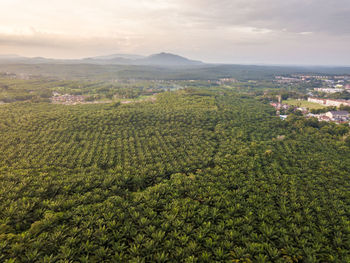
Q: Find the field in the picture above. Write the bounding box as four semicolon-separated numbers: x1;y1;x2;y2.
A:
284;98;327;109
0;87;350;262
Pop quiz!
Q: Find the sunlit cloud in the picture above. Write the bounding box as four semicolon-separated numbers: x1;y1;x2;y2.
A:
0;0;349;64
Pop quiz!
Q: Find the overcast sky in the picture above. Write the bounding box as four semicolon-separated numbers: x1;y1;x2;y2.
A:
0;0;349;65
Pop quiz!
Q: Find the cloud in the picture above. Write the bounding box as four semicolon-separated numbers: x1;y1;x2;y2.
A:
0;28;142;58
0;32;130;49
167;0;350;35
0;0;349;64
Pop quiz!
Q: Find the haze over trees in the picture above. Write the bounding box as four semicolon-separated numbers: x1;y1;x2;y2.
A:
1;53;350;81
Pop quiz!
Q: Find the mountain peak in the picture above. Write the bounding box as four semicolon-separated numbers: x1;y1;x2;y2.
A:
143;52;203;66
151;52;176;56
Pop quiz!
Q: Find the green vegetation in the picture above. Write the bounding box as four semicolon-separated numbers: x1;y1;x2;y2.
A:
0;87;349;262
1;63;349;81
0;74;179;103
284;99;327;109
327;91;350;100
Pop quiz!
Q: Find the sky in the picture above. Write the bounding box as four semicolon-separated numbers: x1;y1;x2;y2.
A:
0;0;349;65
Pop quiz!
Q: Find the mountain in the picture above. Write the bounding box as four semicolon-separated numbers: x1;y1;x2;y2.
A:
83;52;203;66
82;54;146;65
0;52;204;66
0;54;31;63
82;57;133;65
0;55;69;64
87;54;145;60
135;52;203;66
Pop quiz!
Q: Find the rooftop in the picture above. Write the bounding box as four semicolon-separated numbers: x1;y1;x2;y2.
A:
328;111;349;116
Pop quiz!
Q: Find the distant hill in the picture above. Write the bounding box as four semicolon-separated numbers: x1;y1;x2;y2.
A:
134;52;203;66
82;54;145;65
0;55;72;64
0;52;204;66
1;53;350;81
0;54;32;63
88;54;145;60
82;56;133;65
83;52;203;66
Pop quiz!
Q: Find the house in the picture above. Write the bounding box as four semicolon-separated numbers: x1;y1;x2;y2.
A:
308;97;350;107
324;99;350;107
307;113;331;122
296;107;308;114
325;111;349;121
275;76;302;83
279;115;288;120
51;94;85;104
308;97;326;104
270;102;290;110
314;88;344;94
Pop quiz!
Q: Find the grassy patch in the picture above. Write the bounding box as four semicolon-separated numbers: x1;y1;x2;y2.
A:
284;99;327;109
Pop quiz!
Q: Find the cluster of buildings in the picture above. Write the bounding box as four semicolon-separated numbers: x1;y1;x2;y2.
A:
313;88;347;94
217;78;237;84
275;75;350;89
291;74;349;81
308;111;350;123
275;76;302;84
51;92;85;104
271;74;350;124
270;102;291;111
314;83;350;94
308;97;350;107
270;99;350;124
270;102;309;115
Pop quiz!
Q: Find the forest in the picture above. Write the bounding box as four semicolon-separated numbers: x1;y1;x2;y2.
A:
0;74;180;103
1;63;350;81
0;87;350;262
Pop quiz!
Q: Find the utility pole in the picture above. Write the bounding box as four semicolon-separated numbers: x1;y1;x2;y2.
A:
276;95;282;115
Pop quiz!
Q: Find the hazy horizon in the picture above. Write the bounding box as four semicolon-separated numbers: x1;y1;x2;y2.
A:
1;0;350;66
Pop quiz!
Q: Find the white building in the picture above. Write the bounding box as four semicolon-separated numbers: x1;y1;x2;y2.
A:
325;111;349;121
308;98;350;107
314;88;344;94
308;98;326;104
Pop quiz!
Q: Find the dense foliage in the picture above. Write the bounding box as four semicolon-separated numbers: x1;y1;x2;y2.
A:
0;75;180;103
1;63;349;81
0;88;349;262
